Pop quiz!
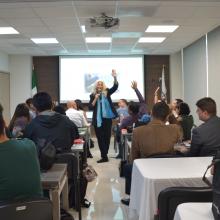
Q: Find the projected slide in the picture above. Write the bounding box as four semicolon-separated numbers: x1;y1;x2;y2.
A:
59;56;144;103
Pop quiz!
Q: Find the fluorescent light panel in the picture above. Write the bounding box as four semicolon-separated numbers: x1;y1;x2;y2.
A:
0;27;19;34
145;25;179;33
31;38;58;44
86;37;112;43
138;37;166;43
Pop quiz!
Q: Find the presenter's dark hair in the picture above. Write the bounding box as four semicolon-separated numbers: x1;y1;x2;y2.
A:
0;104;4;135
33;92;52;112
152;102;170;121
196;97;216;116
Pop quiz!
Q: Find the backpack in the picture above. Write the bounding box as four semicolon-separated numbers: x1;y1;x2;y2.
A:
203;151;220;220
36;138;56;172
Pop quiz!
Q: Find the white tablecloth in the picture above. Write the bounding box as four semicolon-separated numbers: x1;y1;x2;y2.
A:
174;203;214;220
129;157;212;220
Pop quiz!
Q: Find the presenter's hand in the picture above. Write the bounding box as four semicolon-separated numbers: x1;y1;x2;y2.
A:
95;93;100;100
131;81;137;90
112;69;117;77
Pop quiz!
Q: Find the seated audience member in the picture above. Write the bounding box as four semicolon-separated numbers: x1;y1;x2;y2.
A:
53;104;66;115
26;98;36;119
24;92;79;153
66;100;90;128
120;81;149;130
121;102;182;206
117;99;129;123
176;102;194;141
0;104;42;201
171;98;183;118
24;93;90;208
75;99;89;122
189;97;220;156
8;103;31;138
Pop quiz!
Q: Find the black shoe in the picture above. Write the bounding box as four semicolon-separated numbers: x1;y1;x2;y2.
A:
81;198;91;208
121;198;130;206
87;153;93;158
97;158;109;163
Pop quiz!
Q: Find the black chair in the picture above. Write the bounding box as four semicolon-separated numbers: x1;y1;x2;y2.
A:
156;186;213;220
0;197;52;220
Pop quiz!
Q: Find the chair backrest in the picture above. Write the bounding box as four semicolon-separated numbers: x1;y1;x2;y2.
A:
0;197;52;220
157;187;213;220
55;152;78;180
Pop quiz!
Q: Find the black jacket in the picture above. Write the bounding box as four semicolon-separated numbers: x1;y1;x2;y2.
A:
24;112;79;153
89;82;118;126
190;116;220;156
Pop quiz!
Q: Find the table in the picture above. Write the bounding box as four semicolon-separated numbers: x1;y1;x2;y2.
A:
174;203;214;220
129;157;212;220
41;164;68;220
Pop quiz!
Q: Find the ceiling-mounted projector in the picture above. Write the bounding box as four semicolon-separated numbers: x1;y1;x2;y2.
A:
90;13;119;29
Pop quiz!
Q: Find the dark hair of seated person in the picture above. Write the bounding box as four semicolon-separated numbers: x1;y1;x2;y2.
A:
75;99;84;111
53;105;66;115
33;92;52;112
152;102;170;121
178;102;191;116
128;101;139;115
196;97;216;116
8;103;30;132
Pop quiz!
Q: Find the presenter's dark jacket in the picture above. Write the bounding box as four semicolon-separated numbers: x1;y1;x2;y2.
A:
89;82;118;126
189;116;220;156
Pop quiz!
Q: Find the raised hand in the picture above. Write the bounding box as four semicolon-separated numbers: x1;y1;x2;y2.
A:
154;86;160;95
131;81;137;90
112;69;117;77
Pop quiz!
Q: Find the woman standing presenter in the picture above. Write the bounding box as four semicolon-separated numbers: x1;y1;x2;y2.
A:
89;70;118;163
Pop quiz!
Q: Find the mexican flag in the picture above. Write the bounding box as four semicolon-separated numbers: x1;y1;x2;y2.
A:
31;67;37;97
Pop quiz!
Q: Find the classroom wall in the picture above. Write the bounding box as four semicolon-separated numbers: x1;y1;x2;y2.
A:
9;55;32;116
170;51;183;102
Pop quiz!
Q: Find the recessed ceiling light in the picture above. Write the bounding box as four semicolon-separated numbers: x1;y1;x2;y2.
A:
145;25;179;33
31;38;59;44
85;37;112;43
0;27;19;34
81;25;86;33
138;37;166;43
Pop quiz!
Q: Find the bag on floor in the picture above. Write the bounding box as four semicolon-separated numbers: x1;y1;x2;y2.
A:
83;165;97;182
202;150;220;220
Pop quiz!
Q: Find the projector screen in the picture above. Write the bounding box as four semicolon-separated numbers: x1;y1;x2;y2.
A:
59;56;144;103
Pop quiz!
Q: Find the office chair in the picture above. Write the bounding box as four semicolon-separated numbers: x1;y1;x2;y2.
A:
0;197;52;220
156;186;212;220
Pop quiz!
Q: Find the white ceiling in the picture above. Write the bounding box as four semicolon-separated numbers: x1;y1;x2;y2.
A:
0;0;220;55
